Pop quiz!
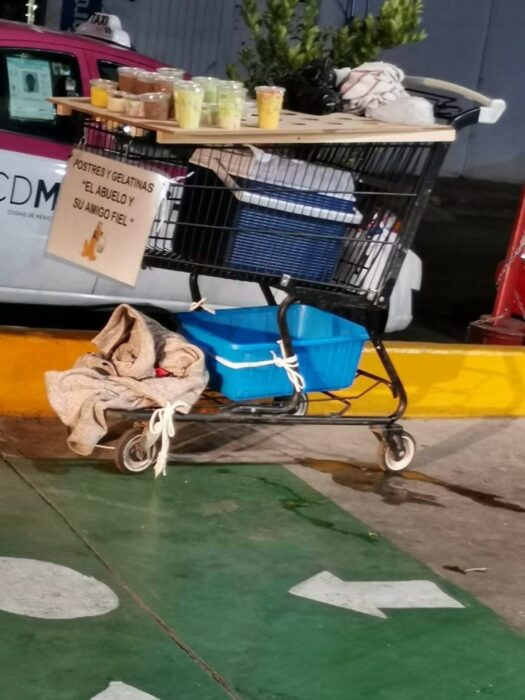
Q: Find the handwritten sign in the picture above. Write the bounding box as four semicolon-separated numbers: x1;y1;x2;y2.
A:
47;149;168;286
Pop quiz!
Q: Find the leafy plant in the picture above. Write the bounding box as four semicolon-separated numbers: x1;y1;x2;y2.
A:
229;0;426;90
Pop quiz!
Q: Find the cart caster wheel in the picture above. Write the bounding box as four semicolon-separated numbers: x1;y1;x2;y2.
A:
292;393;308;416
272;393;308;415
378;431;416;472
115;427;159;475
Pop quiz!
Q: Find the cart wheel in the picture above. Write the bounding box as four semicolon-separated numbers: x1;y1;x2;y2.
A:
271;393;308;415
293;393;308;416
115;427;158;475
379;431;416;473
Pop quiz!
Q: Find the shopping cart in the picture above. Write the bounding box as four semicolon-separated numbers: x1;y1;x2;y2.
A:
50;78;504;475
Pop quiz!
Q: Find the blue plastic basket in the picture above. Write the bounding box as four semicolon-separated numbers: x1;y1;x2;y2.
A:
176;305;369;401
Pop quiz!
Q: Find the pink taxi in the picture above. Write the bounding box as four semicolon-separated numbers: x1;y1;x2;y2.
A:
0;18;182;308
0;17;273;313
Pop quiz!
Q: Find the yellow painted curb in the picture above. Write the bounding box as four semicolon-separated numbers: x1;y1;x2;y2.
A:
0;329;93;417
311;342;525;418
0;330;524;418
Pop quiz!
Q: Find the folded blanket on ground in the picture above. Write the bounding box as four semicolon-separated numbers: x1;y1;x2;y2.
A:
46;304;208;457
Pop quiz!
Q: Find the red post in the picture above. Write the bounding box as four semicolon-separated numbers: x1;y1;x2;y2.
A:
492;186;525;323
467;187;525;345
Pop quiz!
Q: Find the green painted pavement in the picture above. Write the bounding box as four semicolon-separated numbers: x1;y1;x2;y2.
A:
5;456;525;700
0;460;229;700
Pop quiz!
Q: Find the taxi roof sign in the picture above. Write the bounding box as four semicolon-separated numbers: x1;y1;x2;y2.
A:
75;13;132;48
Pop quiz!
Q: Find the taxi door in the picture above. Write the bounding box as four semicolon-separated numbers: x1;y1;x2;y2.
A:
0;42;97;304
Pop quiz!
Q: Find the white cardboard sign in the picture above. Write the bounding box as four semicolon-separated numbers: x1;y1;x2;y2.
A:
47;149;168;286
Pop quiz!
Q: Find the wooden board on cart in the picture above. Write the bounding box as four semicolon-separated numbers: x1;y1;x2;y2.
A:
49;97;456;146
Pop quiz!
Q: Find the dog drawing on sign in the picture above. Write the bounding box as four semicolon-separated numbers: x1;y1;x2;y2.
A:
81;222;106;262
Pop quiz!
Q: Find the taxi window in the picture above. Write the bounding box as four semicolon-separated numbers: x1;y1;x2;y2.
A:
0;49;81;142
98;60;119;82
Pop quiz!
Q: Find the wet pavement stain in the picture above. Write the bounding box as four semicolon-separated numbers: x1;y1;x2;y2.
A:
301;458;525;513
301;458;441;507
215;468;379;541
31;459;119;477
198;499;239;516
260;476;381;542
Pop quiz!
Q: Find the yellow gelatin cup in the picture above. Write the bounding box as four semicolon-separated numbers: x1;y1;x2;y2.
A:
255;86;285;129
90;79;117;108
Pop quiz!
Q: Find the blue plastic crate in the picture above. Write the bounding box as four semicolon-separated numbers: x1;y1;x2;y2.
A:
228;176;361;283
176;305;369;401
230;205;348;282
235;176;360;214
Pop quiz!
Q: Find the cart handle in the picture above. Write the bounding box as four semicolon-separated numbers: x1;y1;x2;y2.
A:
403;76;506;125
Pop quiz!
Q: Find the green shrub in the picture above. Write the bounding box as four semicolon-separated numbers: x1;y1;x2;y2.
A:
229;0;426;90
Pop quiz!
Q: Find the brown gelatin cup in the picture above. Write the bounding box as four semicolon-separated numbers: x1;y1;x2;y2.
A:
140;92;170;121
117;67;140;94
136;71;158;94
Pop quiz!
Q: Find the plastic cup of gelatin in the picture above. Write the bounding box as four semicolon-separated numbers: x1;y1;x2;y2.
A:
217;84;247;130
176;82;204;129
90;79;117;108
255;85;285;129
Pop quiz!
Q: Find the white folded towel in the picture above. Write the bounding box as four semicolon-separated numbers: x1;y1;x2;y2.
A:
338;61;435;126
339;61;406;112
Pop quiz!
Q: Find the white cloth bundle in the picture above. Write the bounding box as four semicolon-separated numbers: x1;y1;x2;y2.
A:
338;62;406;113
336;62;435;126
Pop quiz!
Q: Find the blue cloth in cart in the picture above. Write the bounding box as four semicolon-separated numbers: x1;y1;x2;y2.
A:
176;305;369;401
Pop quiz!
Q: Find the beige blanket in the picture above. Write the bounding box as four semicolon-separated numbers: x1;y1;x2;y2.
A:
46;304;208;456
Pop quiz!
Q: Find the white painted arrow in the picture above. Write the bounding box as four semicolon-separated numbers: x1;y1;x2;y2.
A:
289;571;464;619
91;682;161;699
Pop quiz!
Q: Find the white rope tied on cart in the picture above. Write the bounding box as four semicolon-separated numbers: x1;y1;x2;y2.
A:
189;298;216;314
215;340;306;394
147;401;189;478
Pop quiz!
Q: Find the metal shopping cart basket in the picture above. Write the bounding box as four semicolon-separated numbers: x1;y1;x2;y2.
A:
50;78;505;475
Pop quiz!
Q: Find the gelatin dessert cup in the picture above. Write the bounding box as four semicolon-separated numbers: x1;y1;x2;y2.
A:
117;67;139;93
106;89;127;112
193;76;219;104
217;84;247;130
255;85;285;129
177;82;204;129
136;71;158;94
140;92;170;121
90;79;117;108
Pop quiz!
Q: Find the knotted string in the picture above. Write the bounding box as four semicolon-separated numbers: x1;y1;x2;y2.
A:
189;298;216;314
146;401;189;478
